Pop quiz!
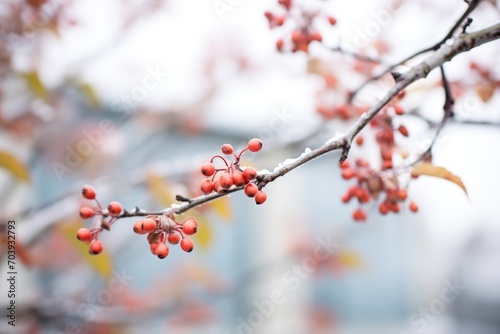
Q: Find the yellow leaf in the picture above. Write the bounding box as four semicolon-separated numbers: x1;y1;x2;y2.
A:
78;83;101;108
146;172;175;207
191;212;213;249
207;196;232;221
59;221;112;279
475;81;495;102
337;251;363;268
0;151;30;182
22;71;46;99
411;163;467;195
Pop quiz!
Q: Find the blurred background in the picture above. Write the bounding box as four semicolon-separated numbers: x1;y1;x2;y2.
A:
1;0;500;333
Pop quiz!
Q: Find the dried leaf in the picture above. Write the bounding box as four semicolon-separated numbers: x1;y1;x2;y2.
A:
79;83;101;108
411;163;467;195
336;251;363;268
0;151;30;182
475;81;495;102
59;221;112;279
307;57;329;75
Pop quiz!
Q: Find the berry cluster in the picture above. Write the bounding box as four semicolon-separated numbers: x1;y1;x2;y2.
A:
135;215;197;259
338;91;419;221
77;185;124;255
265;0;337;53
199;138;267;205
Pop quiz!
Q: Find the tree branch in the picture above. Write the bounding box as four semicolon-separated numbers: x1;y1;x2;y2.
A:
348;0;484;103
117;22;500;218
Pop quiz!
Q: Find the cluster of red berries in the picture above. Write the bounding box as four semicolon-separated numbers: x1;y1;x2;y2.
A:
339;159;419;222
316;103;369;121
265;0;337;53
134;214;197;259
77;185;124;255
199;138;267;205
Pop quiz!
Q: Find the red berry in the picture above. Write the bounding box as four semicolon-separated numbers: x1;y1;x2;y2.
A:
155;243;170;259
201;162;216;177
355;136;364;146
352;208;367;222
167;233;180;245
182;221;198;235
81;185;96;200
221;144;234;155
264;11;273;20
27;0;46;8
394;104;404;115
379;203;389;215
150;242;159;254
328;16;337;25
219;172;234;189
291;30;302;43
243;167;257;181
310;31;322;42
107;201;122;215
200;179;214;195
183;216;198;228
244;183;258;198
397;189;408;201
247;138;263;152
77;228;92;242
276;39;284;51
255;191;267;205
79;207;95;219
213;180;224;194
133;218;156;234
342;193;351;203
398;125;409;137
180;238;194;253
275;16;285;26
409;201;419;213
231;171;245;187
339;160;350;169
89;240;103;255
341;168;354;180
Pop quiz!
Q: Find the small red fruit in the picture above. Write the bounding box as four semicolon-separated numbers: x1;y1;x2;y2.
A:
182;220;198;235
200;179;214;195
397;189;408;200
352;208;367;221
339;160;350;169
232;171;246;187
89;240;103;255
133;218;156;234
219;173;234;189
79;207;95;219
221;144;234;155
201;162;216;177
155;243;170;259
355;136;364;146
247;138;263;152
243;167;257;181
276;39;284;51
394;104;404;115
107;201;122;215
167;233;180;245
180;238;194;252
77;228;92;242
398;125;409;137
81;185;96;200
244;183;258;198
150;242;159;254
342;168;354;180
409;201;419;213
328;16;337;25
255;191;267;205
379;203;389;215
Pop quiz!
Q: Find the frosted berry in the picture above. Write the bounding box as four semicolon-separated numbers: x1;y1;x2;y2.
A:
155;243;170;259
200;179;214;195
89;240;103;255
247;138;263;152
244;183;258;198
221;144;234;155
243;167;257;181
167;233;180;245
232;171;246;187
219;172;234;189
201;162;216;177
182;220;198;235
79;207;95;219
255;191;267;205
133;218;156;234
77;228;92;242
180;238;194;253
107;201;122;215
81;185;96;200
